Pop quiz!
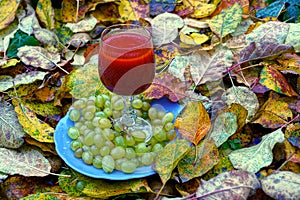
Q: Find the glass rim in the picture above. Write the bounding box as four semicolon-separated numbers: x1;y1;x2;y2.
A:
100;24;152;50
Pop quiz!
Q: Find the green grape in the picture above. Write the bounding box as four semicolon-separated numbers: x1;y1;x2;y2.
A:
115;158;127;171
90;145;99;156
152;143;164;152
77;135;84;144
164;122;174;131
93;155;102;168
98;118;112;129
76;181;86;191
102;155;115;173
92;117;101;127
69;109;80;122
162;112;174;125
88;95;96;102
70;140;82;151
125;148;136;159
166;129;177;141
84;120;94;129
112;110;122;119
111;95;121;104
148;107;158;120
82;145;90;152
101;94;110;102
121;161;137;173
100;146;110;156
153;126;167;142
74;121;83;129
125;135;135;146
113;121;123;132
103;107;113;117
135;142;149;155
112;99;124;111
83;111;94;121
74;148;83;158
130;157;140;167
110;146;125;159
151;119;162;126
86;105;96;113
114;135;126;147
95;111;107;118
131;130;146;142
83;131;95;146
94;134;105;148
142;101;151;111
148;137;158;146
95;95;104;108
82;151;93;165
105;140;115;150
141;152;154;166
157;110;166;119
141;111;148;119
68;127;80;139
104;100;111;108
132;99;143;109
103;128;114;140
73;98;87;110
134;109;142;117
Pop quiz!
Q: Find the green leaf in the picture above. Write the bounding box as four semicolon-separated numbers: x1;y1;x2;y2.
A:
210;112;238;147
208;3;243;38
221;86;259;121
285;23;300;52
6;30;39;58
196;170;260;199
0;101;24;148
261;171;300;200
0;147;51;177
0;71;48;92
177;138;220;181
154;139;190;184
19;100;62;117
229;128;285;173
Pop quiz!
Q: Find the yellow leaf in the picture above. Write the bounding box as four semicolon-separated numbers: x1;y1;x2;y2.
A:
183;0;217;18
0;0;20;30
117;0;138;21
175;101;211;145
0;59;20;69
36;0;55;30
13;100;54;143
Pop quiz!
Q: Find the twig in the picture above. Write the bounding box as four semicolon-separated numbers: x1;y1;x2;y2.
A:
234;63;264;73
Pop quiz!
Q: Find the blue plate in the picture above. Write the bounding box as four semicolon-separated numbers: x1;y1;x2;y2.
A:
54;97;183;180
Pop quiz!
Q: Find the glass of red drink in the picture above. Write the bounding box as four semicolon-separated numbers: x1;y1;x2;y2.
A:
98;24;155;141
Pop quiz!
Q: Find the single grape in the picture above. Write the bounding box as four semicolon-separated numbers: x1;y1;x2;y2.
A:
83;131;95;146
99;146;110;156
103;107;113;117
68;127;80;140
95;111;107;118
70;140;82;151
164;122;174;132
110;146;126;159
74;121;83;129
157;110;166;120
132;99;143;109
135;142;149;155
98;118;112;129
83;111;94;121
153;126;167;142
69;109;80;122
131;130;146;142
134;109;142;117
74;148;83;158
112;99;124;111
93;155;102;168
141;152;154;166
152;143;164;152
121;161;137;173
166;129;177;141
114;135;127;147
125;147;136;159
130;157;140;167
104;100;111;108
162;112;174;125
101;94;110;102
113;121;123;132
94;134;105;148
112;110;122;119
125;135;135;146
115;158;127;171
142;101;151;111
84;120;94;129
151;119;162;126
82;151;93;165
95;95;104;108
148;107;158;120
102;155;115;173
73;98;87;110
90;145;99;156
105;140;115;150
103;128;114;140
76;181;86;191
86;105;96;113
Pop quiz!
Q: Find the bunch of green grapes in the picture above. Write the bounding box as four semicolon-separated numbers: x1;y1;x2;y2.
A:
67;94;177;174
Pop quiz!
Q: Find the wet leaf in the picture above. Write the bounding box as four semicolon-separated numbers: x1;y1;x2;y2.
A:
65;15;98;33
210;112;238;147
208;3;243;38
0;147;51;177
189;46;233;85
285;23;300;52
17;46;60;70
0;0;20;30
196;170;260;199
0;101;24;148
150;12;184;47
261;171;300;200
175;101;211;145
35;0;55;30
154;139;190;185
13;100;54;143
143;72;186;102
0;71;48;92
177;138;220;181
259;65;298;97
221;86;259;121
252;93;293;129
229;128;285;173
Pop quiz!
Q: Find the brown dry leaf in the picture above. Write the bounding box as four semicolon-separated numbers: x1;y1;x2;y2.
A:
143;72;186;102
174;101;211;145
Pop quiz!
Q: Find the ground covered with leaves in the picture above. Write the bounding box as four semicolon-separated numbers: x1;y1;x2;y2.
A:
0;0;300;199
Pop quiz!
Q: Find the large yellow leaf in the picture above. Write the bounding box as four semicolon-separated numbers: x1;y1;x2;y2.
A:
175;101;211;145
0;0;20;30
36;0;55;30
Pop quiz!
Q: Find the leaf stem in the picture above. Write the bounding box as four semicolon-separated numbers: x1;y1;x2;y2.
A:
280;114;300;129
234;63;264;73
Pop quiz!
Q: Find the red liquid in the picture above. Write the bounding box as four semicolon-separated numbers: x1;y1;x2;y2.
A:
99;33;155;95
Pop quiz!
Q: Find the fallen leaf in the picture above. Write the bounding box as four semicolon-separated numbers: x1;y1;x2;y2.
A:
0;101;24;148
150;12;184;47
33;28;58;46
224;103;248;131
255;1;285;19
117;0;138;22
221;86;259;121
285;123;300;148
211;0;250;16
252;93;293;129
168;55;190;82
0;0;20;30
0;147;51;177
285;23;300;52
208;3;243;38
17;46;60;70
185;0;220;19
13;100;54;143
0;71;48;92
150;0;176;16
229;128;285;173
175;101;211;145
61;0;86;22
202;155;235;180
154;139;191;185
196;170;260;199
210;112;238;147
276;53;300;74
261;171;300;200
284;140;300;164
35;0;55;30
130;0;149;19
177;138;220;181
65;15;97;33
68;33;91;48
259;64;298;96
17;4;40;35
143;72;186;102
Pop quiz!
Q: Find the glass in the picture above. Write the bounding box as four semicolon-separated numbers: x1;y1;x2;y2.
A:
98;24;155;142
